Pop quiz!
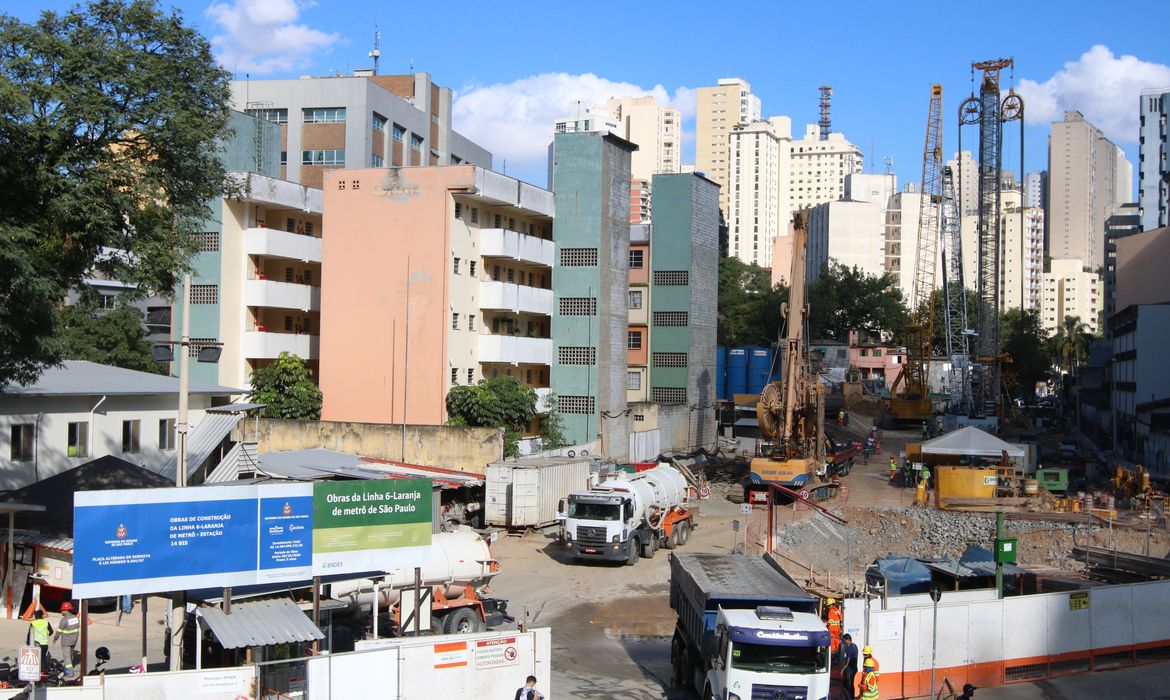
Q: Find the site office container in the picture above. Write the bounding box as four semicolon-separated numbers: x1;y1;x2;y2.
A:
485;458;592;528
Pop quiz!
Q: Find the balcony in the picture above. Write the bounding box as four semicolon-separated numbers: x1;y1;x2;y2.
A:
243;331;319;360
479;280;552;316
244;228;322;263
478;335;551;366
245;279;320;311
480;228;554;268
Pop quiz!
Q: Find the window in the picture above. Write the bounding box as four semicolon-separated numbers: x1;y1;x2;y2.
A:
560;248;598;267
652;311;688;327
67;422;88;458
285;316;293;331
285;267;294;282
652;387;687;404
558;396;596;414
652;352;688;368
453;257;461;275
468;314;476;332
633;413;645;423
371;154;384;167
193;231;219;252
452;313;460;330
190;285;218;304
467;369;474;384
558;347;596;365
469;261;477;276
302;107;346;123
494;214;502;228
629;250;645;269
873;349;882;357
410;135;424;151
627;372;642;390
392;124;406;142
627;330;642;350
302;317;311;333
159;418;176;450
280;151;288;166
302;149;345;166
121;420;141;453
451;368;458;385
507;268;514;282
470;207;479;224
628;290;643;309
10;424;33;461
559;297;597;316
245;107;287;124
455;202;463;220
303;270;312;284
372;112;387;132
654;270;689;286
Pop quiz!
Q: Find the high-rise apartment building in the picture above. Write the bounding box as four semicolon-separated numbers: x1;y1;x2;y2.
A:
789;125;864;214
1103;204;1142;320
1000;202;1045;313
882;188;925;303
1139;90;1170;232
946;151;979;217
550;132;636;455
696;78;761;214
1047;111;1132;269
1024;171;1048;210
230;72;491;188
807;174;896;283
606;97;682;181
318;166;554;427
727;117;792;266
1041;258;1102;336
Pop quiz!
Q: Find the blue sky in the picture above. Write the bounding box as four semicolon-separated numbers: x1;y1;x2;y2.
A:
13;0;1170;192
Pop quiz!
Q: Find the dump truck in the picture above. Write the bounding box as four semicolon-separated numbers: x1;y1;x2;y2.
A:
559;463;694;565
670;552;831;700
330;528;509;635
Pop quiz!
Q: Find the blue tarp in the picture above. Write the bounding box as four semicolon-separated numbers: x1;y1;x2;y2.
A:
868;554;934;595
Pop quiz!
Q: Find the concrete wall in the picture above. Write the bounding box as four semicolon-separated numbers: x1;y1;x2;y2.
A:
1115;226;1170;312
236;419;502;473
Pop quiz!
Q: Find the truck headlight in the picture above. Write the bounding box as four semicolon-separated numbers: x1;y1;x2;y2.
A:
612;534;620;543
727;693;741;700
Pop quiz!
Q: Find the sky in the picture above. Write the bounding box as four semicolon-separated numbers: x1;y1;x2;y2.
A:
12;0;1170;192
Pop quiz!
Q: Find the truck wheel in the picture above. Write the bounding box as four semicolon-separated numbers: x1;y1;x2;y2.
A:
641;536;656;559
664;528;679;550
704;683;716;700
429;614;445;635
443;607;482;635
677;522;690;546
625;539;639;566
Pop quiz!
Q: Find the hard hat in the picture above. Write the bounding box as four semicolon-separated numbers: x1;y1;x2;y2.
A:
862;645;873;655
95;646;110;662
60;602;73;612
864;658;875;669
826;598;836;605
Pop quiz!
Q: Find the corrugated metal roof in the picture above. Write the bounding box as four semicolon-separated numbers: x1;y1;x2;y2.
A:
198;598;323;649
4;530;73;552
249;450;482;488
156;412;247;481
1;361;244;397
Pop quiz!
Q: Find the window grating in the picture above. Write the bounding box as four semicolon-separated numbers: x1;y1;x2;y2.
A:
652;311;688;327
654;270;689;286
652;387;687;404
190;285;218;305
558;347;596;365
187;338;218;358
559;297;597;316
652;352;688;368
193;231;220;252
558;396;595;414
560;248;598;267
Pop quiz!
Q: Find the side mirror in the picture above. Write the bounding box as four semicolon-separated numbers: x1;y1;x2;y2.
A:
558;498;565;513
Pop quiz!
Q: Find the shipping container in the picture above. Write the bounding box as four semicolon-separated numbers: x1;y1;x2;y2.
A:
727;347;749;397
484;458;592;529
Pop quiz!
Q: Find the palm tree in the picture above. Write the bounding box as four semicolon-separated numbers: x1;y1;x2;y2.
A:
1058;315;1090;376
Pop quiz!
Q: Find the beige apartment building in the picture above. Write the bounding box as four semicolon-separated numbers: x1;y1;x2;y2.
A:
696;78;761;214
1048;111;1132;270
1041;258;1102;336
727;117;792;267
606;96;681;181
789;124;864;213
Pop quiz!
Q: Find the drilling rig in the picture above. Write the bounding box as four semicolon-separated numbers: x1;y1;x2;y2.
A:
940;165;972;414
885;84;944;425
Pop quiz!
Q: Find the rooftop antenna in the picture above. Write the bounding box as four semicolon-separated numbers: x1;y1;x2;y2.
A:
369;26;381;75
884;156;894;176
818;86;832;141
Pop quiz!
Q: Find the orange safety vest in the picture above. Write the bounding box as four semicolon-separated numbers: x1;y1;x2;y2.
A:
827;605;843;631
860;670;879;700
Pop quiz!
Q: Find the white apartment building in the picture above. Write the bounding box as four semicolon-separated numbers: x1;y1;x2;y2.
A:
789;125;863;213
883;188;926;303
807;173;896;283
1024;171;1047;210
1001;204;1045;312
1041;258;1102;336
606;96;682;181
696;78;762;213
946;151;979;216
727;117;792;267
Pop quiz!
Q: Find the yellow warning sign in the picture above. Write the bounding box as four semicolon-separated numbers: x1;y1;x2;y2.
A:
1069;591;1090;611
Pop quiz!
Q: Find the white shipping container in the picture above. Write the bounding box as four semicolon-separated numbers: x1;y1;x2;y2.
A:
485;458;592;528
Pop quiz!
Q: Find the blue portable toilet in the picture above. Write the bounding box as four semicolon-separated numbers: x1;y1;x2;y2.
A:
715;347;729;400
747;346;774;395
727;347;749;397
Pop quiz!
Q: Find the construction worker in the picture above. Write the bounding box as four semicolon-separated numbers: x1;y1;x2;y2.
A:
921;464;932;490
915;474;929;508
824;598;843;656
840;633;859;700
27;609;53;670
888;457;897;482
922;421;930;440
860;658;879;700
861;645;880;675
862;439;872;465
55;602;80;671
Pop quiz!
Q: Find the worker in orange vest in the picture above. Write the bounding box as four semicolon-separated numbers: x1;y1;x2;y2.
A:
860;658;879;699
825;598;843;656
862;645;880;675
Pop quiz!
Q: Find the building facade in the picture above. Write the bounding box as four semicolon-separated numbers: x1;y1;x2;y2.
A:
1139;91;1170;232
1103;204;1143;319
319;166;554;426
1000;202;1045;313
883;188;925;303
1041;258;1102;336
606;96;682;181
1112;224;1170;313
1024;170;1048;210
807;174;896;283
627;224;651;402
695;78;761;214
230;72;491;189
1047;111;1132;269
550;132;636;455
1110;304;1170;469
789;125;863;214
727;117;792;267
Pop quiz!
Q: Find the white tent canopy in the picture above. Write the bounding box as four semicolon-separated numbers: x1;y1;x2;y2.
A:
920;426;1025;458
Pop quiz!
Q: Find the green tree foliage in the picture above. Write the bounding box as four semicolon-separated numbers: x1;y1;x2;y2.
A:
0;0;233;385
249;352;322;420
717;255;787;347
807;262;909;342
926;286;980;356
1000;308;1052;399
446;376;538;458
1049;315;1093;380
56;294;163;374
539;393;568;452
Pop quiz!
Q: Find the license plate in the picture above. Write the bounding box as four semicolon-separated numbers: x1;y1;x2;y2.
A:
584;548;597;553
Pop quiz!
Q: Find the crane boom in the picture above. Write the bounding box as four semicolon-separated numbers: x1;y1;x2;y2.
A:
940;165;970;412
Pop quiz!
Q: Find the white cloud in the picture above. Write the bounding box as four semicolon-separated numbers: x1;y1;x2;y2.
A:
452;73;695;178
207;0;340;75
1018;45;1170;144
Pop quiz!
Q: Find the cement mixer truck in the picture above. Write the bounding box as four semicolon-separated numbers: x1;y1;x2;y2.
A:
559;464;695;566
330;528;510;636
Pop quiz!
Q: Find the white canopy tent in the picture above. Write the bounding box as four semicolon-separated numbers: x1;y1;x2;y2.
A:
919;426;1025;458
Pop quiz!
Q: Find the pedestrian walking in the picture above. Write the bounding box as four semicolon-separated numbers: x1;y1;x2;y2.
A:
862;440;872;465
27;609;53;670
54;602;80;672
514;675;545;700
840;634;859;700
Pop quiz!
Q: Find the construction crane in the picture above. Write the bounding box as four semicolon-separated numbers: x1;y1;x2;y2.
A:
886;84;943;425
940;165;971;413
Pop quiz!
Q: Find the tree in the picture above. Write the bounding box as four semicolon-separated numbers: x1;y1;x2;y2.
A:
539;393;568;452
807;261;909;342
56;294;163;373
1051;315;1092;379
1000;308;1052;400
0;0;233;385
717;255;787;347
249;353;322;420
446;376;538;458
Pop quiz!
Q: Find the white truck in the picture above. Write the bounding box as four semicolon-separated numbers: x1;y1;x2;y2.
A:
559;464;695;565
670;552;832;700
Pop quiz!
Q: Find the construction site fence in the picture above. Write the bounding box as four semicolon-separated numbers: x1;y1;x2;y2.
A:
843;578;1170;699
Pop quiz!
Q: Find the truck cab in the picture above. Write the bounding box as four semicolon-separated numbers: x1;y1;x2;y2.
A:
708;606;831;700
560;491;636;563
